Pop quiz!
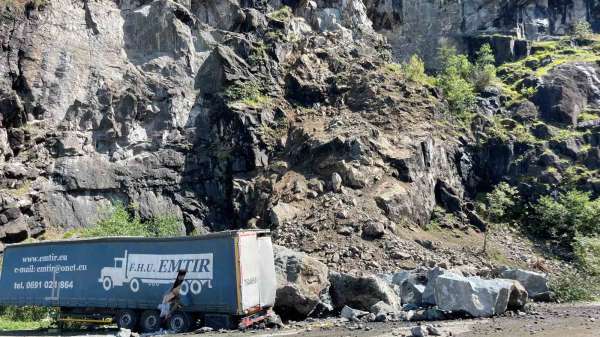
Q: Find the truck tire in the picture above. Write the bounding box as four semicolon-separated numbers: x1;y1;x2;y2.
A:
116;309;138;330
168;311;191;333
130;278;140;292
190;280;202;294
179;281;189;295
139;310;161;333
102;277;113;291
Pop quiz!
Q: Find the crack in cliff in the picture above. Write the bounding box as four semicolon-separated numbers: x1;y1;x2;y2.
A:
83;0;100;35
4;16;18;86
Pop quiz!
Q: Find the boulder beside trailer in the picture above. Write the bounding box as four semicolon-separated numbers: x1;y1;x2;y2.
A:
0;230;277;332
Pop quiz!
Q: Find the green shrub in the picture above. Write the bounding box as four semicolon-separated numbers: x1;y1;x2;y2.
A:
436;45;476;115
573;235;600;275
485;182;518;223
268;6;292;21
145;215;185;238
383;62;402;75
0;306;53;321
436;73;476;114
402;54;428;83
532;190;600;240
224;81;271;108
573;20;593;39
79;202;184;238
551;270;599;302
436;44;499;114
438;45;473;79
0;306;54;330
471;44;497;91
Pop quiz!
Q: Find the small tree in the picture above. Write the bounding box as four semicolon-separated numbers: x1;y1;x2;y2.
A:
573;20;593;39
472;44;496;91
402;54;427;83
483;182;518;253
436;44;476;116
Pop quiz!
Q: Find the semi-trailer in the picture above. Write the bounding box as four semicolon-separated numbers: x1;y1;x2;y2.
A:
0;230;277;332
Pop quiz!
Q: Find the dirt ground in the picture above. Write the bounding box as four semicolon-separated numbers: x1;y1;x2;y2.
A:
1;303;598;337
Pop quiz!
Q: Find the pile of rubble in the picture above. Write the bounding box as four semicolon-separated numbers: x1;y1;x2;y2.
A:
273;245;551;325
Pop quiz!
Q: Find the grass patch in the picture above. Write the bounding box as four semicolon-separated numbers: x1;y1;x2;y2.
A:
0;317;51;331
66;202;184;238
486;246;513;266
0;306;55;331
267;6;292;22
225;81;271;108
550;127;587;142
578;110;599;122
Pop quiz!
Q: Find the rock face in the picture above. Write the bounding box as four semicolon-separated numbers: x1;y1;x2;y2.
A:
0;0;480;284
0;0;598;284
272;245;330;319
434;273;527;317
0;0;468;245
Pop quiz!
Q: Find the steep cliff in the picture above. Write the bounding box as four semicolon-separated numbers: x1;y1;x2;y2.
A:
0;0;599;273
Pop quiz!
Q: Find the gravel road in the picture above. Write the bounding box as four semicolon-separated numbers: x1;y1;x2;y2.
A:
1;303;598;337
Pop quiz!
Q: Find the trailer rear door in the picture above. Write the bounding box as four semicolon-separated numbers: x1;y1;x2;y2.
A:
257;236;276;308
237;232;260;313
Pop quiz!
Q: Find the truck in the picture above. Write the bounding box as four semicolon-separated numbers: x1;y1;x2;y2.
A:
0;230;277;333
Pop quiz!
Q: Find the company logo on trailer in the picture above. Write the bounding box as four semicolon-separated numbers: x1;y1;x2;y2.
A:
98;251;213;295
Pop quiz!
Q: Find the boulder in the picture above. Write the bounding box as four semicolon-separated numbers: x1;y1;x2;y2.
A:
0;129;11;164
391;270;411;286
434;274;527;317
534;62;600;126
401;280;426;306
1;217;29;243
422;267;446;305
362;221;385;238
329;272;401;311
331;172;343;192
549;138;582;160
531;123;554;139
427;325;444;336
270;202;300;227
340;305;369;320
410;325;427;337
344;165;369;188
499;268;551;301
506;280;529;309
273;245;330;318
369;300;397;316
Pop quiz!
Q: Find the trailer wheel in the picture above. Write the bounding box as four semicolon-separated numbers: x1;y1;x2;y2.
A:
116;309;138;330
139;310;161;333
102;277;113;291
168;311;191;333
190;280;202;294
130;278;140;292
179;281;189;295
